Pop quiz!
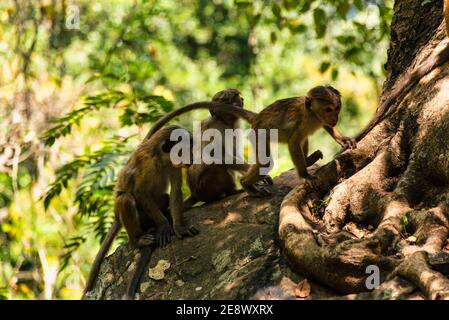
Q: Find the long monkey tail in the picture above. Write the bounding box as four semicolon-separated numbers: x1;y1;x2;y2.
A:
145;101;257;140
445;0;449;37
123;246;154;300
355;42;449;141
83;219;121;295
355;3;449;141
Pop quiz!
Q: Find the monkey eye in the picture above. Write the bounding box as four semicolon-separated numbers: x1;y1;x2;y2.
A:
325;107;333;112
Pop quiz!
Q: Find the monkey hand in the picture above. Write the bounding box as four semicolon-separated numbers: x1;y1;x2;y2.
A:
340;137;357;150
173;224;199;239
155;223;172;247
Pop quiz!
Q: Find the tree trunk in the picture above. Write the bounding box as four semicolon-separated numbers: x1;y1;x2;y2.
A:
279;0;449;299
85;0;449;300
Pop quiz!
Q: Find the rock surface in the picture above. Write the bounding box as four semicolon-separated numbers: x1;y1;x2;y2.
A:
84;170;335;300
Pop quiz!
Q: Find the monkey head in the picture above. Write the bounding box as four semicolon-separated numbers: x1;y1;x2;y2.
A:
210;88;244;124
306;85;342;127
157;125;194;168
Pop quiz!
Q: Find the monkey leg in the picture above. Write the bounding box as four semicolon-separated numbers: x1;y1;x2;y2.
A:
139;193;170;231
191;165;238;202
117;193;145;248
240;133;273;197
302;140;323;166
139;196;172;247
306;150;323;166
182;195;198;211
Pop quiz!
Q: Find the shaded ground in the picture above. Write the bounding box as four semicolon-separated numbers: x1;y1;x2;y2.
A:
84;171;337;300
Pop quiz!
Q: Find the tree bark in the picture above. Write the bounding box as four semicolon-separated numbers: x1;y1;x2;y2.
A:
279;0;449;299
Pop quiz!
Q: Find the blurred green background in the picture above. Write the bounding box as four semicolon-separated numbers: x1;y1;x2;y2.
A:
0;0;392;299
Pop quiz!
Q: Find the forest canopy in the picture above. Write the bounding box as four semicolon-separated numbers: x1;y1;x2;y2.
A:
0;0;393;299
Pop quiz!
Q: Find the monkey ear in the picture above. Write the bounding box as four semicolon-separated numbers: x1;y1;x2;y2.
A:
161;139;177;153
305;97;312;109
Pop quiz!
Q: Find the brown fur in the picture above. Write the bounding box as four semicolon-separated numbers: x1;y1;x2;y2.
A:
445;0;449;37
184;89;251;208
146;86;354;197
84;125;198;298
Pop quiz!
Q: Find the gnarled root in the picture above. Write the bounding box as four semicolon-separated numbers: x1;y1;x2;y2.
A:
279;70;449;298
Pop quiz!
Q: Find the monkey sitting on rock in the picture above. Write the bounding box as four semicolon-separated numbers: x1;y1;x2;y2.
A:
84;125;198;299
182;88;273;209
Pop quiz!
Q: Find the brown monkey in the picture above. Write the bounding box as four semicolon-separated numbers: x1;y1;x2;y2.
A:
84;125;198;298
356;1;449;141
146;85;353;197
183;88;272;208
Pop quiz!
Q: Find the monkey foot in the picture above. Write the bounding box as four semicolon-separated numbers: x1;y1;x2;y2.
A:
136;233;156;248
261;176;274;185
306;150;323;166
155;224;172;247
174;225;200;239
243;183;272;198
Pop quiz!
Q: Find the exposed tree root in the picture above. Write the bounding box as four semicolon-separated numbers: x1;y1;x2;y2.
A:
394;251;449;299
279;27;449;298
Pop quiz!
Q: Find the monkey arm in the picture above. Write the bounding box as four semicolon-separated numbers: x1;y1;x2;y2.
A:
324;126;357;149
170;169;199;238
169;168;184;228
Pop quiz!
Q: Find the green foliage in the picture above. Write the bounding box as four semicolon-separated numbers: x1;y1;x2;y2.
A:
43;91;174;147
400;216;409;229
0;287;7;300
0;0;393;299
44;136;133;270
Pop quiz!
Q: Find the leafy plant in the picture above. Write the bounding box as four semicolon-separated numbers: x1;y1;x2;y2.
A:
0;287;7;300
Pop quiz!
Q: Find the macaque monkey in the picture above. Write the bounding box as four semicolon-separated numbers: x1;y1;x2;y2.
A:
84;125;198;298
146;85;355;197
182;88;272;209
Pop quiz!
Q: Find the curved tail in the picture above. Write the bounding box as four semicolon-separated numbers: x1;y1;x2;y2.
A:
356;42;449;141
83;219;120;295
145;101;256;140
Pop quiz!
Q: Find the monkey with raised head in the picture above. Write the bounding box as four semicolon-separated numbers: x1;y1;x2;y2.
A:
145;85;354;197
182;88;272;209
84;125;198;298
